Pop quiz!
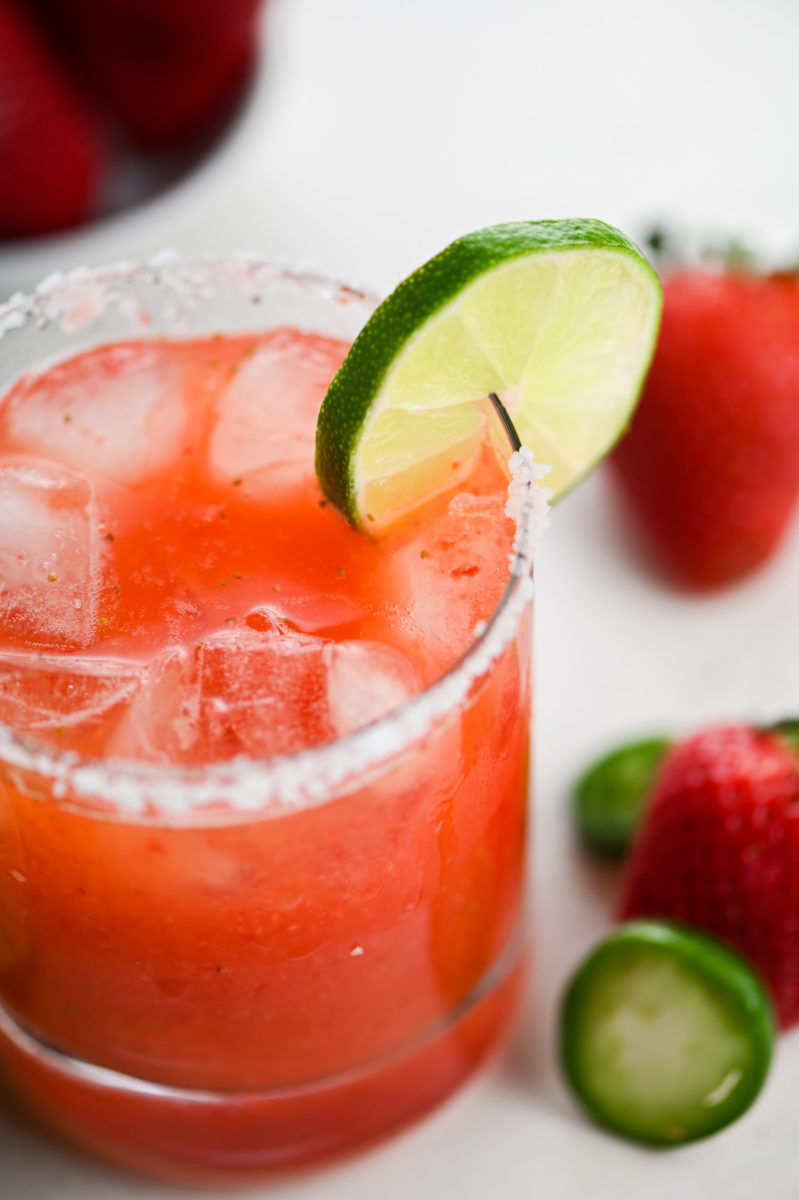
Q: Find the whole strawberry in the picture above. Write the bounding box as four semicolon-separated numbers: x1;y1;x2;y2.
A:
618;723;799;1028
0;0;104;238
610;269;799;588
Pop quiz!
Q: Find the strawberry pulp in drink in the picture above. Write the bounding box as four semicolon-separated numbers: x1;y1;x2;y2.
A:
0;324;531;1175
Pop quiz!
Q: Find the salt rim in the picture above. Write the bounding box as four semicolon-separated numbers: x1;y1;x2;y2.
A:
0;256;550;825
0;251;367;344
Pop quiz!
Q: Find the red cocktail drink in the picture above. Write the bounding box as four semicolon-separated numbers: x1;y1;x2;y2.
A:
0;261;536;1178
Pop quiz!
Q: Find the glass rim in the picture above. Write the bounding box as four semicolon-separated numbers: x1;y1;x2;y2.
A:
0;255;547;825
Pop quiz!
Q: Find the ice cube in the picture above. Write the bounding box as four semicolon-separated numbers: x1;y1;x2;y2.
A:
1;344;188;486
109;626;422;765
324;640;421;736
391;491;514;677
200;627;421;758
107;647;201;764
0;651;142;755
0;460;101;648
106;631;325;764
207;331;345;498
198;624;330;759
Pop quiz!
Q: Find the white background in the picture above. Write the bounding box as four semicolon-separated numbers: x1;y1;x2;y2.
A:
3;0;799;1196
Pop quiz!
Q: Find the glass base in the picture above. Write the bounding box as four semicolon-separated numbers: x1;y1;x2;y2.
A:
0;952;524;1183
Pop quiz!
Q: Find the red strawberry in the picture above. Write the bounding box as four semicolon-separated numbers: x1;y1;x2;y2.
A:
618;723;799;1028
0;0;104;238
36;0;263;149
609;269;799;588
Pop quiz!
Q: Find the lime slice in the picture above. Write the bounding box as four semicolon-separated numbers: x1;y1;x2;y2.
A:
573;736;672;858
560;922;774;1146
316;219;662;531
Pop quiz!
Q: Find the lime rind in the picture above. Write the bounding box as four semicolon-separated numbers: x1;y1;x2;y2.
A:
316;219;662;530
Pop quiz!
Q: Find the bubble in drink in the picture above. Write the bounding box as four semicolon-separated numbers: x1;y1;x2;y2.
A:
0;344;188;486
0;460;101;648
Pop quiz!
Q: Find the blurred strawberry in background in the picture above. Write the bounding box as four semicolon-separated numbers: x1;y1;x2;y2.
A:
0;0;266;240
35;0;262;149
0;0;105;238
609;265;799;589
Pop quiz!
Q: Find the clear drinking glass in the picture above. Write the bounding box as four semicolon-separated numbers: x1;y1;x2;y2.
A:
0;259;536;1181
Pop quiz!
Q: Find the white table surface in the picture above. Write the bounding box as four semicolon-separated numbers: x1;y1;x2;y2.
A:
3;1;799;1196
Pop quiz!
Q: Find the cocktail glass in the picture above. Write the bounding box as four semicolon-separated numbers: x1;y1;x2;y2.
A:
0;258;537;1181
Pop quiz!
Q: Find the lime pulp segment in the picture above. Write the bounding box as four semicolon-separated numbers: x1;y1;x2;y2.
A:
315;219;662;531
